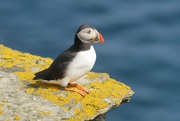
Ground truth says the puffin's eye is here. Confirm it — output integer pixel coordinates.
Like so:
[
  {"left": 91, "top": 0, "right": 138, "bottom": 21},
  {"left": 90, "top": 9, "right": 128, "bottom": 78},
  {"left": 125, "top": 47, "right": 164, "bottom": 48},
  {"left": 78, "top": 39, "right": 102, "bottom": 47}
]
[{"left": 87, "top": 30, "right": 91, "bottom": 34}]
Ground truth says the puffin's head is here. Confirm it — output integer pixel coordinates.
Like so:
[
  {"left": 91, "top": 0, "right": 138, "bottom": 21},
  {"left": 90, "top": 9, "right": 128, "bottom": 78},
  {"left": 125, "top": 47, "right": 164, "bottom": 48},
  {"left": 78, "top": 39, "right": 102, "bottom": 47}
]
[{"left": 76, "top": 24, "right": 104, "bottom": 44}]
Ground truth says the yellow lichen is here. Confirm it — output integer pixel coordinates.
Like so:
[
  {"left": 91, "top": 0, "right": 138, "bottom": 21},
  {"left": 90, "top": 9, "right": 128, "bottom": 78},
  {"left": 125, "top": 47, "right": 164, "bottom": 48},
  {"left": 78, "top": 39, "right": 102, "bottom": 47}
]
[
  {"left": 1, "top": 100, "right": 8, "bottom": 103},
  {"left": 114, "top": 99, "right": 122, "bottom": 105},
  {"left": 25, "top": 88, "right": 35, "bottom": 94},
  {"left": 73, "top": 108, "right": 81, "bottom": 114},
  {"left": 0, "top": 104, "right": 3, "bottom": 115},
  {"left": 14, "top": 115, "right": 21, "bottom": 120},
  {"left": 37, "top": 110, "right": 51, "bottom": 115},
  {"left": 0, "top": 111, "right": 3, "bottom": 115},
  {"left": 62, "top": 107, "right": 69, "bottom": 112},
  {"left": 0, "top": 44, "right": 52, "bottom": 70},
  {"left": 14, "top": 72, "right": 34, "bottom": 81}
]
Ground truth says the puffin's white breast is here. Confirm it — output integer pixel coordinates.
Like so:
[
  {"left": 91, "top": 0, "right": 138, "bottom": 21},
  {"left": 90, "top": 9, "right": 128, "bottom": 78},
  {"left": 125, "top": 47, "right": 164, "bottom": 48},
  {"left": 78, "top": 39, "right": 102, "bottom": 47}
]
[{"left": 65, "top": 46, "right": 96, "bottom": 82}]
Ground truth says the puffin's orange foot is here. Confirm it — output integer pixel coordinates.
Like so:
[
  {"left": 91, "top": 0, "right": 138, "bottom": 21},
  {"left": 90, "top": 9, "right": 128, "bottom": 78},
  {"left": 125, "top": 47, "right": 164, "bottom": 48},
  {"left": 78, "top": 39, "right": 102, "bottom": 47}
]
[
  {"left": 64, "top": 83, "right": 89, "bottom": 96},
  {"left": 68, "top": 83, "right": 89, "bottom": 94},
  {"left": 64, "top": 87, "right": 87, "bottom": 97}
]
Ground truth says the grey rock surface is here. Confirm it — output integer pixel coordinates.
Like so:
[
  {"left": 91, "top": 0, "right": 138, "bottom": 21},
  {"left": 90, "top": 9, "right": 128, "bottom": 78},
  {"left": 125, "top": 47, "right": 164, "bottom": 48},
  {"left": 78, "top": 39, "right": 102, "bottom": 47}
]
[{"left": 0, "top": 71, "right": 77, "bottom": 121}]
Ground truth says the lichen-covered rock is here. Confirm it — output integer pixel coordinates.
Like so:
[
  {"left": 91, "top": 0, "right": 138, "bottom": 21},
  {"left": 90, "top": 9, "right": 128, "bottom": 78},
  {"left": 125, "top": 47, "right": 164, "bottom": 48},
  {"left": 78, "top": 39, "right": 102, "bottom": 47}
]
[
  {"left": 0, "top": 44, "right": 134, "bottom": 121},
  {"left": 0, "top": 71, "right": 79, "bottom": 121}
]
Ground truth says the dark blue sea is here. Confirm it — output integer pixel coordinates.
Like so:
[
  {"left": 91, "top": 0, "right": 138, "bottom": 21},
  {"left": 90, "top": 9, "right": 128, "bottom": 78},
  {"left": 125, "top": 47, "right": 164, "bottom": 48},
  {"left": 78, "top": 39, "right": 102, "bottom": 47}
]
[{"left": 1, "top": 0, "right": 180, "bottom": 121}]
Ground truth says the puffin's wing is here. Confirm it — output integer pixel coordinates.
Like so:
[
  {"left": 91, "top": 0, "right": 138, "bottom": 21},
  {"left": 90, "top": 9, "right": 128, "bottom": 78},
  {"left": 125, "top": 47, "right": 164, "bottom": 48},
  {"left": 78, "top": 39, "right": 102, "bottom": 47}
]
[
  {"left": 34, "top": 45, "right": 77, "bottom": 80},
  {"left": 33, "top": 68, "right": 54, "bottom": 80},
  {"left": 49, "top": 47, "right": 77, "bottom": 79}
]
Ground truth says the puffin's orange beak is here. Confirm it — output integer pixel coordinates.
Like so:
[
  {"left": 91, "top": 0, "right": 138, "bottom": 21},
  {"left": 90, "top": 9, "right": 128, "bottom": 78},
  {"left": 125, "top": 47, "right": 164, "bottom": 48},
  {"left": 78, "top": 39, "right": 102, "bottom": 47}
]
[
  {"left": 98, "top": 32, "right": 104, "bottom": 43},
  {"left": 92, "top": 31, "right": 104, "bottom": 43}
]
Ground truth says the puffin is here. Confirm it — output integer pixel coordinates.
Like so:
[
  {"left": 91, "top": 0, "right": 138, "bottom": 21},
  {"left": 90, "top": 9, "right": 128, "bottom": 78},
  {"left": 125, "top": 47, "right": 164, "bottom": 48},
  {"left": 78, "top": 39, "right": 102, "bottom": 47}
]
[{"left": 33, "top": 24, "right": 104, "bottom": 96}]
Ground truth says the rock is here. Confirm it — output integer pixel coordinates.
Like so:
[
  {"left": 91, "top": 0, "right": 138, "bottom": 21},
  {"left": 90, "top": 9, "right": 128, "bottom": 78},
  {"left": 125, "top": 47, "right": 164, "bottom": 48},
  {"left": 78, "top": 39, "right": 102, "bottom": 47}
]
[
  {"left": 31, "top": 66, "right": 40, "bottom": 72},
  {"left": 0, "top": 71, "right": 76, "bottom": 121},
  {"left": 0, "top": 44, "right": 134, "bottom": 121}
]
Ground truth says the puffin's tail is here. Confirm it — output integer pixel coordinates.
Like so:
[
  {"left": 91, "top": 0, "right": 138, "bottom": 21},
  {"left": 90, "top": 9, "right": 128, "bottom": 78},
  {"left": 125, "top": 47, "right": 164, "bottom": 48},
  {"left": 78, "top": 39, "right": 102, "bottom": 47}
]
[{"left": 33, "top": 69, "right": 53, "bottom": 80}]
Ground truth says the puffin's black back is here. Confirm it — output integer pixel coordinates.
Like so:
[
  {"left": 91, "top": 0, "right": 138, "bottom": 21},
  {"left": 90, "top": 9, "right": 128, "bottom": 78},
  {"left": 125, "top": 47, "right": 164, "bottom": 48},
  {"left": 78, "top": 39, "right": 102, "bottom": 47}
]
[
  {"left": 34, "top": 45, "right": 78, "bottom": 80},
  {"left": 33, "top": 24, "right": 93, "bottom": 80}
]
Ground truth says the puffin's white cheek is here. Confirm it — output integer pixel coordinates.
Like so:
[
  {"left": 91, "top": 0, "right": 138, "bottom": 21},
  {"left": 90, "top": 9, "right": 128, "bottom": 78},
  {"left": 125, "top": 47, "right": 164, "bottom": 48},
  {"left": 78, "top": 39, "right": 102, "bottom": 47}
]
[
  {"left": 84, "top": 34, "right": 92, "bottom": 40},
  {"left": 78, "top": 33, "right": 91, "bottom": 41}
]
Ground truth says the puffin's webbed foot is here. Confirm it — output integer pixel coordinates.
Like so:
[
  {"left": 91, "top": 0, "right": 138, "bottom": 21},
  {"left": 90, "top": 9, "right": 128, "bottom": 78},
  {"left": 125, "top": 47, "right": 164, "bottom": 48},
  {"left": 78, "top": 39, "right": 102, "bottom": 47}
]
[{"left": 64, "top": 83, "right": 89, "bottom": 96}]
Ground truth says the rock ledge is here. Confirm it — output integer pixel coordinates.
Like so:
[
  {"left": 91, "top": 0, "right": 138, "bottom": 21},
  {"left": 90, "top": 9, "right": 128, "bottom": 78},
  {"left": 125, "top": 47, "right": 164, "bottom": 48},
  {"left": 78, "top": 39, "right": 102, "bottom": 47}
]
[{"left": 0, "top": 44, "right": 134, "bottom": 121}]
